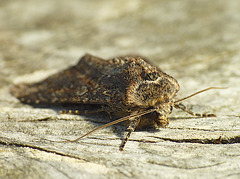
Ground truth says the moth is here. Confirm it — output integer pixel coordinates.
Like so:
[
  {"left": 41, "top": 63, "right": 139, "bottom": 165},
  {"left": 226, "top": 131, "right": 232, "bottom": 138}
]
[{"left": 10, "top": 54, "right": 222, "bottom": 150}]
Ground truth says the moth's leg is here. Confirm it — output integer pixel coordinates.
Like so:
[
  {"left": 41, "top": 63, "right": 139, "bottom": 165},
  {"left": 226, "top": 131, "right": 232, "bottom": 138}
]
[
  {"left": 120, "top": 117, "right": 141, "bottom": 151},
  {"left": 174, "top": 102, "right": 216, "bottom": 117},
  {"left": 60, "top": 108, "right": 105, "bottom": 115},
  {"left": 60, "top": 107, "right": 114, "bottom": 119}
]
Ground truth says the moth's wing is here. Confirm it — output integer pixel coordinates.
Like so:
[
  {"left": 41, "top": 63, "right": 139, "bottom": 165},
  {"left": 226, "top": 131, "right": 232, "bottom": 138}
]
[
  {"left": 11, "top": 54, "right": 177, "bottom": 117},
  {"left": 10, "top": 54, "right": 123, "bottom": 105}
]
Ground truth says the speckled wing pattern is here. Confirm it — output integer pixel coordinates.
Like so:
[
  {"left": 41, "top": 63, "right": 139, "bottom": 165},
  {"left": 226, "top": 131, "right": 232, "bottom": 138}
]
[
  {"left": 11, "top": 54, "right": 178, "bottom": 115},
  {"left": 11, "top": 55, "right": 121, "bottom": 105}
]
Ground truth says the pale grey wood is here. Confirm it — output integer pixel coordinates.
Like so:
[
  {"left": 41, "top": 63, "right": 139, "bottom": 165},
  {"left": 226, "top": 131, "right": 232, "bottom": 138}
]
[{"left": 0, "top": 0, "right": 240, "bottom": 179}]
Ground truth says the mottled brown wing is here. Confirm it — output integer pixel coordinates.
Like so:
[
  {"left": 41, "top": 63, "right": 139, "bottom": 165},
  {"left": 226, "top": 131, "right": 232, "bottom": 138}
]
[
  {"left": 11, "top": 54, "right": 126, "bottom": 106},
  {"left": 11, "top": 53, "right": 172, "bottom": 115}
]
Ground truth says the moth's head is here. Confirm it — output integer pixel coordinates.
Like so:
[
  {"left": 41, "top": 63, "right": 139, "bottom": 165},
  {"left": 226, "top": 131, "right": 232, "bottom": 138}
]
[
  {"left": 126, "top": 77, "right": 180, "bottom": 107},
  {"left": 139, "top": 106, "right": 172, "bottom": 128}
]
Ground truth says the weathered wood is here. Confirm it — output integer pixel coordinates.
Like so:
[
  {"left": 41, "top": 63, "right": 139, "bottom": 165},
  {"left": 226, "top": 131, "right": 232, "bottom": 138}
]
[{"left": 0, "top": 0, "right": 240, "bottom": 178}]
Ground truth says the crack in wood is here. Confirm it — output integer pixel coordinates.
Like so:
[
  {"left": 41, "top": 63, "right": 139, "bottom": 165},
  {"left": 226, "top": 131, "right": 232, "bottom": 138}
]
[
  {"left": 151, "top": 135, "right": 240, "bottom": 144},
  {"left": 0, "top": 138, "right": 88, "bottom": 162}
]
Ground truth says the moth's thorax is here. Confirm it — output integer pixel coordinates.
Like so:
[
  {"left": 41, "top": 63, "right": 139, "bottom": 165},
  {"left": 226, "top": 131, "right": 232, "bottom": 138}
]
[{"left": 126, "top": 76, "right": 179, "bottom": 108}]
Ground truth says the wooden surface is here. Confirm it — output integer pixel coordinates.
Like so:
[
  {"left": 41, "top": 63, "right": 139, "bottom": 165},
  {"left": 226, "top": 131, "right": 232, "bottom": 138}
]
[{"left": 0, "top": 0, "right": 240, "bottom": 178}]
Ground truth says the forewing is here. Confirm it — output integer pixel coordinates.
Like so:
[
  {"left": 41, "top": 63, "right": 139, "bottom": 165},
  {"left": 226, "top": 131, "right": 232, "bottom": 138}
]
[
  {"left": 11, "top": 54, "right": 178, "bottom": 116},
  {"left": 11, "top": 54, "right": 121, "bottom": 105}
]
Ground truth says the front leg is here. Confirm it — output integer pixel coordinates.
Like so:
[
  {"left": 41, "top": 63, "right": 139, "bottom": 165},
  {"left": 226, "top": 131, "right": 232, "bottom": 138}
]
[
  {"left": 174, "top": 102, "right": 216, "bottom": 117},
  {"left": 120, "top": 117, "right": 141, "bottom": 151}
]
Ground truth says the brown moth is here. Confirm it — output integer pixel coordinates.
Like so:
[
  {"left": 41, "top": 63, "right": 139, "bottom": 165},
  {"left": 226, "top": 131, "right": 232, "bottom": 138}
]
[{"left": 10, "top": 54, "right": 222, "bottom": 150}]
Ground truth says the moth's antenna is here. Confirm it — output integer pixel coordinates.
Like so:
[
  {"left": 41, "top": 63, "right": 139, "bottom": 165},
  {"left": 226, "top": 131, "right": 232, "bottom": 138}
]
[
  {"left": 65, "top": 108, "right": 156, "bottom": 142},
  {"left": 175, "top": 87, "right": 227, "bottom": 104}
]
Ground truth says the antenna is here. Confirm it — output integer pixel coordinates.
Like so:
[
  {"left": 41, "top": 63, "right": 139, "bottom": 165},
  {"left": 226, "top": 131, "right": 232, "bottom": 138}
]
[
  {"left": 65, "top": 108, "right": 156, "bottom": 142},
  {"left": 175, "top": 87, "right": 227, "bottom": 104}
]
